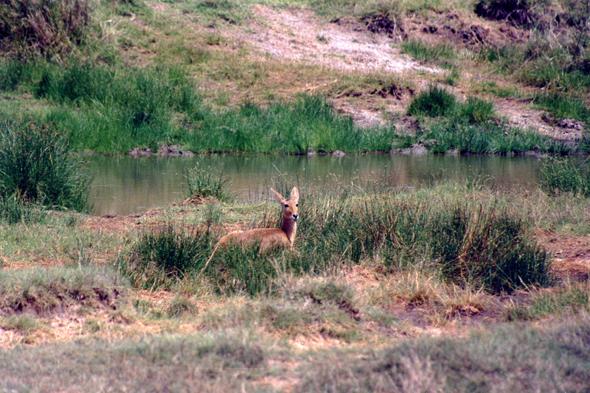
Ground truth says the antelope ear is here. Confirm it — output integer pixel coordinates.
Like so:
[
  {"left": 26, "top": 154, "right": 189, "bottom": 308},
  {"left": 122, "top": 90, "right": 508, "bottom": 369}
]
[
  {"left": 270, "top": 188, "right": 285, "bottom": 204},
  {"left": 290, "top": 187, "right": 299, "bottom": 203}
]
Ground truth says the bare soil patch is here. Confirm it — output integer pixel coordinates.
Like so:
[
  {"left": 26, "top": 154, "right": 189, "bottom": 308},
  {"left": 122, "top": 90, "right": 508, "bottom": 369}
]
[
  {"left": 245, "top": 6, "right": 439, "bottom": 76},
  {"left": 538, "top": 231, "right": 590, "bottom": 282}
]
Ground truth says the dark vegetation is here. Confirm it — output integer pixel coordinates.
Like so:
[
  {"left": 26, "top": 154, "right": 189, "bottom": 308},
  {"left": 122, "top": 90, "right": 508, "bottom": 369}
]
[
  {"left": 0, "top": 0, "right": 92, "bottom": 58},
  {"left": 0, "top": 120, "right": 90, "bottom": 211},
  {"left": 123, "top": 190, "right": 551, "bottom": 295}
]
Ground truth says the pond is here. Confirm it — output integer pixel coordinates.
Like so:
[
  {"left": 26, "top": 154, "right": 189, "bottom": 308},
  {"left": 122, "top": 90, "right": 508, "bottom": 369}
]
[{"left": 88, "top": 154, "right": 543, "bottom": 216}]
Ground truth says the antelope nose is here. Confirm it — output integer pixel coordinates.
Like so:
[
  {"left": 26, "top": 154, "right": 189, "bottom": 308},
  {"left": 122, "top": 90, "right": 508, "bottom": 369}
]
[{"left": 293, "top": 214, "right": 298, "bottom": 221}]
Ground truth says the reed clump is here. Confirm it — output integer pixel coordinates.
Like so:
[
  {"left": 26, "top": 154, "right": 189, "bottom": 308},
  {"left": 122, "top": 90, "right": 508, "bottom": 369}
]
[
  {"left": 123, "top": 226, "right": 215, "bottom": 290},
  {"left": 0, "top": 120, "right": 90, "bottom": 212},
  {"left": 186, "top": 164, "right": 232, "bottom": 202}
]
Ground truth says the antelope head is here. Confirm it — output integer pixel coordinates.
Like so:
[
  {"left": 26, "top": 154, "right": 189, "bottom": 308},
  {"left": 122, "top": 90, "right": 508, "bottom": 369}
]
[{"left": 271, "top": 187, "right": 299, "bottom": 223}]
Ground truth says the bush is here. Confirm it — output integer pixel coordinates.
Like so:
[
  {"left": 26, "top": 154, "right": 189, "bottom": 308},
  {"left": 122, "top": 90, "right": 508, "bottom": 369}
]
[
  {"left": 407, "top": 86, "right": 457, "bottom": 118},
  {"left": 540, "top": 157, "right": 590, "bottom": 196},
  {"left": 0, "top": 0, "right": 91, "bottom": 58},
  {"left": 431, "top": 206, "right": 551, "bottom": 293},
  {"left": 0, "top": 120, "right": 91, "bottom": 211}
]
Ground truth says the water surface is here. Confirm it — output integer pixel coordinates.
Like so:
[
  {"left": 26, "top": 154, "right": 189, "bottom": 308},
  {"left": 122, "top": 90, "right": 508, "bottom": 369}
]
[{"left": 88, "top": 155, "right": 543, "bottom": 216}]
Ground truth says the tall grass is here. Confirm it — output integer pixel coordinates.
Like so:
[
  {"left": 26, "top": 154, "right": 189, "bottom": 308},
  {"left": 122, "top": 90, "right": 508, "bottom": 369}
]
[
  {"left": 123, "top": 226, "right": 215, "bottom": 290},
  {"left": 187, "top": 95, "right": 397, "bottom": 154},
  {"left": 39, "top": 63, "right": 201, "bottom": 152},
  {"left": 540, "top": 157, "right": 590, "bottom": 196},
  {"left": 124, "top": 186, "right": 551, "bottom": 295},
  {"left": 0, "top": 120, "right": 91, "bottom": 211},
  {"left": 0, "top": 196, "right": 46, "bottom": 225},
  {"left": 0, "top": 0, "right": 91, "bottom": 58}
]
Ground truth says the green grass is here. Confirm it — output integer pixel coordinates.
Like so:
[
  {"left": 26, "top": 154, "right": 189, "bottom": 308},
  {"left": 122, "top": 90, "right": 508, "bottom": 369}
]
[
  {"left": 0, "top": 196, "right": 46, "bottom": 225},
  {"left": 407, "top": 86, "right": 458, "bottom": 118},
  {"left": 0, "top": 120, "right": 91, "bottom": 211},
  {"left": 122, "top": 225, "right": 216, "bottom": 290},
  {"left": 533, "top": 93, "right": 590, "bottom": 124},
  {"left": 540, "top": 157, "right": 590, "bottom": 196},
  {"left": 186, "top": 163, "right": 233, "bottom": 202},
  {"left": 402, "top": 39, "right": 457, "bottom": 64},
  {"left": 504, "top": 284, "right": 590, "bottom": 321}
]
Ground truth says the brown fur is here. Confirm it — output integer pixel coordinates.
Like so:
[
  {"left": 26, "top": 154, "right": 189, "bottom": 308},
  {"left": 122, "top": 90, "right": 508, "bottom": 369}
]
[{"left": 217, "top": 187, "right": 299, "bottom": 252}]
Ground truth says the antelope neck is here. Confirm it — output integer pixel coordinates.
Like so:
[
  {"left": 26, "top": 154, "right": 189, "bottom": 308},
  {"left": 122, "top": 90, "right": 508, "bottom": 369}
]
[{"left": 281, "top": 217, "right": 297, "bottom": 245}]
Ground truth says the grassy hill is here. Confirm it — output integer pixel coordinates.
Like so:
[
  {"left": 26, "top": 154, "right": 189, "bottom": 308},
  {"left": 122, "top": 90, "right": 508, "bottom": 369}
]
[{"left": 0, "top": 0, "right": 588, "bottom": 154}]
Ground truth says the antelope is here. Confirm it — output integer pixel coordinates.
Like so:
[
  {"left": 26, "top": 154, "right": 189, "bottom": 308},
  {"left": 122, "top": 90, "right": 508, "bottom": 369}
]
[{"left": 202, "top": 187, "right": 299, "bottom": 271}]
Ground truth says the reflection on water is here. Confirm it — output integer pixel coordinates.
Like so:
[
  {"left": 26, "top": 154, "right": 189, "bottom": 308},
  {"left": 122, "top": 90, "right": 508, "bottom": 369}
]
[{"left": 88, "top": 154, "right": 543, "bottom": 216}]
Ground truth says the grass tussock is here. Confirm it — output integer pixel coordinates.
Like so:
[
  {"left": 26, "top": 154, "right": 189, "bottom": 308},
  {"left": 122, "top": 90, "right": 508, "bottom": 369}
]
[
  {"left": 541, "top": 157, "right": 590, "bottom": 196},
  {"left": 123, "top": 226, "right": 215, "bottom": 290},
  {"left": 0, "top": 120, "right": 90, "bottom": 211},
  {"left": 186, "top": 164, "right": 232, "bottom": 202},
  {"left": 0, "top": 266, "right": 126, "bottom": 315}
]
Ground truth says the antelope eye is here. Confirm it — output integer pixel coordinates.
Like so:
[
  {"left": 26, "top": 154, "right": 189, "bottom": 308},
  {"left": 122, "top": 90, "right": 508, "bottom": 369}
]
[
  {"left": 296, "top": 204, "right": 299, "bottom": 207},
  {"left": 284, "top": 204, "right": 288, "bottom": 207}
]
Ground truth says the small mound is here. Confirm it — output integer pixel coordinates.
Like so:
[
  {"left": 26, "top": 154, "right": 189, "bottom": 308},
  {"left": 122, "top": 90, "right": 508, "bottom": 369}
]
[{"left": 0, "top": 267, "right": 126, "bottom": 316}]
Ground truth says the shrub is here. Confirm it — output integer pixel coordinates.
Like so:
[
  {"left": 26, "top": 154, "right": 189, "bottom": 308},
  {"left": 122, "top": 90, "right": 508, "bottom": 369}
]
[
  {"left": 0, "top": 0, "right": 91, "bottom": 58},
  {"left": 0, "top": 120, "right": 91, "bottom": 211},
  {"left": 407, "top": 86, "right": 457, "bottom": 118},
  {"left": 540, "top": 157, "right": 590, "bottom": 196},
  {"left": 430, "top": 206, "right": 551, "bottom": 293}
]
